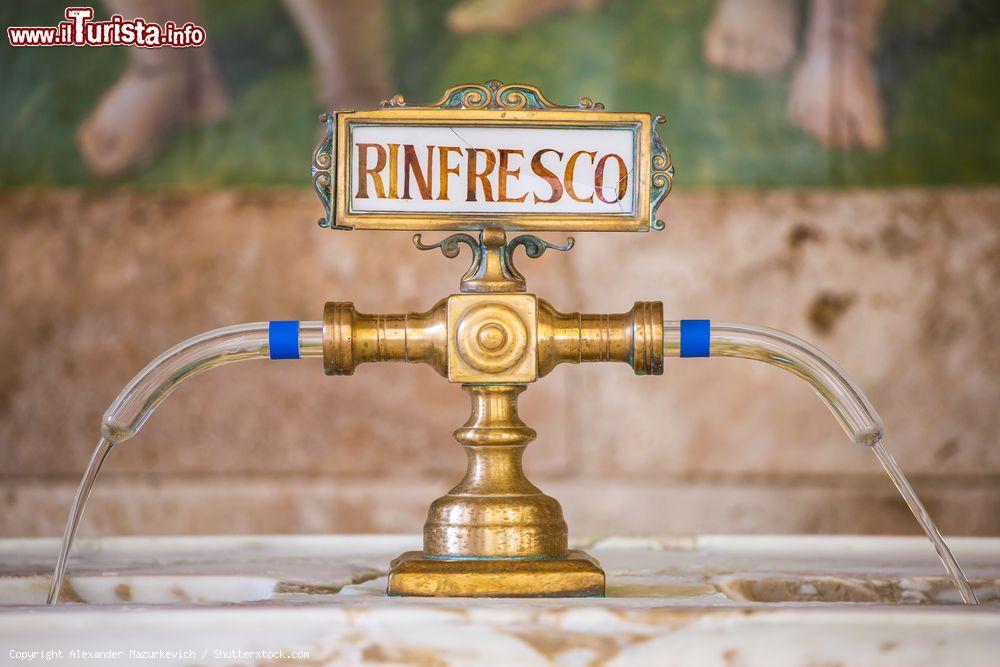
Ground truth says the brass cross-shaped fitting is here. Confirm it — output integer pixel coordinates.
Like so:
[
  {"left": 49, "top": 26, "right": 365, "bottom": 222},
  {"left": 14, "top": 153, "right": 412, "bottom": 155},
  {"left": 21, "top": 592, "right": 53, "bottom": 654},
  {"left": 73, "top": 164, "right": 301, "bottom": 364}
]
[{"left": 322, "top": 296, "right": 662, "bottom": 381}]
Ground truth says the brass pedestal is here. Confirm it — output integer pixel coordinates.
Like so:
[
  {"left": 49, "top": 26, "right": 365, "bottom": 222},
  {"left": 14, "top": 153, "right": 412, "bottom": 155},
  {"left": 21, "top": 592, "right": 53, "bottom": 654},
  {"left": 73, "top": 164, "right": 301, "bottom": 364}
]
[
  {"left": 322, "top": 231, "right": 663, "bottom": 598},
  {"left": 387, "top": 384, "right": 606, "bottom": 597}
]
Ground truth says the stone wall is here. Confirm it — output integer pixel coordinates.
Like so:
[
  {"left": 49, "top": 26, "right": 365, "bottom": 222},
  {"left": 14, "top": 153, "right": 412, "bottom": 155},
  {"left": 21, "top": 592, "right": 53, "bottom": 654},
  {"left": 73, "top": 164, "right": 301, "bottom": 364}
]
[{"left": 1, "top": 187, "right": 997, "bottom": 538}]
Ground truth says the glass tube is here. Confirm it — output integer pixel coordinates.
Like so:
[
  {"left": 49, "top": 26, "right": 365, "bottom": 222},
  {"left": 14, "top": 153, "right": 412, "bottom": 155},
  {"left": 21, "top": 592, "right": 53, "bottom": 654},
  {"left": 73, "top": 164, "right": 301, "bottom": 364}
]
[
  {"left": 664, "top": 321, "right": 883, "bottom": 446},
  {"left": 48, "top": 322, "right": 322, "bottom": 603},
  {"left": 102, "top": 322, "right": 322, "bottom": 444},
  {"left": 665, "top": 321, "right": 977, "bottom": 604}
]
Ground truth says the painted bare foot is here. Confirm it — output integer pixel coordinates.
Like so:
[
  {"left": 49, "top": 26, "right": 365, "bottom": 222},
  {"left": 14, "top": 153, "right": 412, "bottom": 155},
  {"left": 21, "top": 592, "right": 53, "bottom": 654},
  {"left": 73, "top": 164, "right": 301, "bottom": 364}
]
[
  {"left": 284, "top": 0, "right": 390, "bottom": 115},
  {"left": 446, "top": 0, "right": 604, "bottom": 35},
  {"left": 787, "top": 41, "right": 886, "bottom": 150},
  {"left": 703, "top": 0, "right": 798, "bottom": 76},
  {"left": 76, "top": 56, "right": 228, "bottom": 178}
]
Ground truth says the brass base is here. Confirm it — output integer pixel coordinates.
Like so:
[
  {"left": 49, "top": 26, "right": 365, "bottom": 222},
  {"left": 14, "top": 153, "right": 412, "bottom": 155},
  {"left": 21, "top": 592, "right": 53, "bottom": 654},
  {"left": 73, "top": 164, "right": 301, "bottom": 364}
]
[{"left": 387, "top": 550, "right": 605, "bottom": 598}]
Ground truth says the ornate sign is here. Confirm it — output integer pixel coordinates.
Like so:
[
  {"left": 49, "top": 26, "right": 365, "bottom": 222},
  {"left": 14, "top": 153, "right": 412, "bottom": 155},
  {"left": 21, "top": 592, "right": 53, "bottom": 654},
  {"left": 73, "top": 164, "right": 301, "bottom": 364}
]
[{"left": 312, "top": 80, "right": 672, "bottom": 232}]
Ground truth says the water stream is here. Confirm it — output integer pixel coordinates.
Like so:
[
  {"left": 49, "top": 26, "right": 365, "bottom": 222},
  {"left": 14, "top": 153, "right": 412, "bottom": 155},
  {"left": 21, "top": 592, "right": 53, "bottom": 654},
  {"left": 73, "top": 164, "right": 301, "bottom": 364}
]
[
  {"left": 872, "top": 439, "right": 978, "bottom": 604},
  {"left": 46, "top": 438, "right": 112, "bottom": 604}
]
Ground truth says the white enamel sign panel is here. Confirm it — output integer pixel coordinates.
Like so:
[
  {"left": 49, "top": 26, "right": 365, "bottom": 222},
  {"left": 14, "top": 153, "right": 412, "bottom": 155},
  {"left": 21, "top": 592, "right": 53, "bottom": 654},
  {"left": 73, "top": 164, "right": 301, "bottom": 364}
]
[{"left": 347, "top": 124, "right": 637, "bottom": 216}]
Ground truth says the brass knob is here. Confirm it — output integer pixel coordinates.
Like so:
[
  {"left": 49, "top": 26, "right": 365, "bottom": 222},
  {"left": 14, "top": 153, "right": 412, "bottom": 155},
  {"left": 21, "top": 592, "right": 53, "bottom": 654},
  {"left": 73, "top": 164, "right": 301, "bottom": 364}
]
[
  {"left": 477, "top": 323, "right": 507, "bottom": 351},
  {"left": 455, "top": 302, "right": 528, "bottom": 374}
]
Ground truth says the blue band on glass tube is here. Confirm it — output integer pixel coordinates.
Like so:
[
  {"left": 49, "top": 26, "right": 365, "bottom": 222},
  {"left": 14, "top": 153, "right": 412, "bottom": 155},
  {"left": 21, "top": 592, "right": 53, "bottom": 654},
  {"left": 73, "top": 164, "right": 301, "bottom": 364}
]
[
  {"left": 680, "top": 319, "right": 710, "bottom": 358},
  {"left": 269, "top": 321, "right": 300, "bottom": 360}
]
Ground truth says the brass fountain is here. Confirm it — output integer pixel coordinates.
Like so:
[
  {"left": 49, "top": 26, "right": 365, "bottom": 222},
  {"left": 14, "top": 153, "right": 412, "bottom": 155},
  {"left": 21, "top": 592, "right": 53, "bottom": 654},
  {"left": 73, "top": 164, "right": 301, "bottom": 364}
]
[
  {"left": 311, "top": 80, "right": 672, "bottom": 597},
  {"left": 45, "top": 81, "right": 979, "bottom": 608}
]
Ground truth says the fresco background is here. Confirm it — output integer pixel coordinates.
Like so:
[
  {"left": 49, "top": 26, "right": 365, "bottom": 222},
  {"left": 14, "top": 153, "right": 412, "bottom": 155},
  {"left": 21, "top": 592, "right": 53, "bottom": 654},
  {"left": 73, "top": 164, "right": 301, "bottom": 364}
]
[
  {"left": 1, "top": 0, "right": 998, "bottom": 540},
  {"left": 3, "top": 0, "right": 999, "bottom": 187}
]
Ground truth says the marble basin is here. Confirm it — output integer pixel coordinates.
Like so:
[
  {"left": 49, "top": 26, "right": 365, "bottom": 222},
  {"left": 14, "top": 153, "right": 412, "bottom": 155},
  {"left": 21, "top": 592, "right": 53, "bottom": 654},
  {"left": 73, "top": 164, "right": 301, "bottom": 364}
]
[{"left": 1, "top": 534, "right": 998, "bottom": 666}]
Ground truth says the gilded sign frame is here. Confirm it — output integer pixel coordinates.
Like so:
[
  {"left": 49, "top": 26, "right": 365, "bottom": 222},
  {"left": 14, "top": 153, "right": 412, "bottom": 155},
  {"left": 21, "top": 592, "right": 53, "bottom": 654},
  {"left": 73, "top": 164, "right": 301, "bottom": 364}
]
[{"left": 312, "top": 80, "right": 673, "bottom": 233}]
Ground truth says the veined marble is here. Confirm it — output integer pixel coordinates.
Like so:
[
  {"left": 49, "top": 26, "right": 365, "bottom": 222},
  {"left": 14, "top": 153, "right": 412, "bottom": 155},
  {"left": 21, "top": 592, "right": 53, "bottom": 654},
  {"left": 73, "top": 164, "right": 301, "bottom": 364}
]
[{"left": 0, "top": 535, "right": 998, "bottom": 666}]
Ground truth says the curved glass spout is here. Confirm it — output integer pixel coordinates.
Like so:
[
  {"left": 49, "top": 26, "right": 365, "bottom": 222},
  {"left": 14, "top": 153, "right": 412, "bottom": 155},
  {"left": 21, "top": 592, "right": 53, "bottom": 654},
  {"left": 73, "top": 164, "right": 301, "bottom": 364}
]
[
  {"left": 664, "top": 321, "right": 883, "bottom": 446},
  {"left": 48, "top": 321, "right": 322, "bottom": 604},
  {"left": 102, "top": 321, "right": 322, "bottom": 444},
  {"left": 664, "top": 320, "right": 978, "bottom": 605}
]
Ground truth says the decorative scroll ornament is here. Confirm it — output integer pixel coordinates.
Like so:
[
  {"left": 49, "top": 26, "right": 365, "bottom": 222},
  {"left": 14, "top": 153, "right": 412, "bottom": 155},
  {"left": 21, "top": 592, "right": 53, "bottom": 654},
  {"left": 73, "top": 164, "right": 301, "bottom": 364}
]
[
  {"left": 381, "top": 79, "right": 605, "bottom": 112},
  {"left": 649, "top": 115, "right": 674, "bottom": 230},
  {"left": 413, "top": 230, "right": 574, "bottom": 293},
  {"left": 312, "top": 112, "right": 342, "bottom": 229},
  {"left": 412, "top": 232, "right": 480, "bottom": 260},
  {"left": 504, "top": 235, "right": 575, "bottom": 284}
]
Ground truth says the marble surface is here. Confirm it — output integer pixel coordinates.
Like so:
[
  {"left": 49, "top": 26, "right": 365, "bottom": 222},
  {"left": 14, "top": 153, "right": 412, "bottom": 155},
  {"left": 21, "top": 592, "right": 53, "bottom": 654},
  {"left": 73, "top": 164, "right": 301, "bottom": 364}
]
[{"left": 0, "top": 534, "right": 998, "bottom": 666}]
